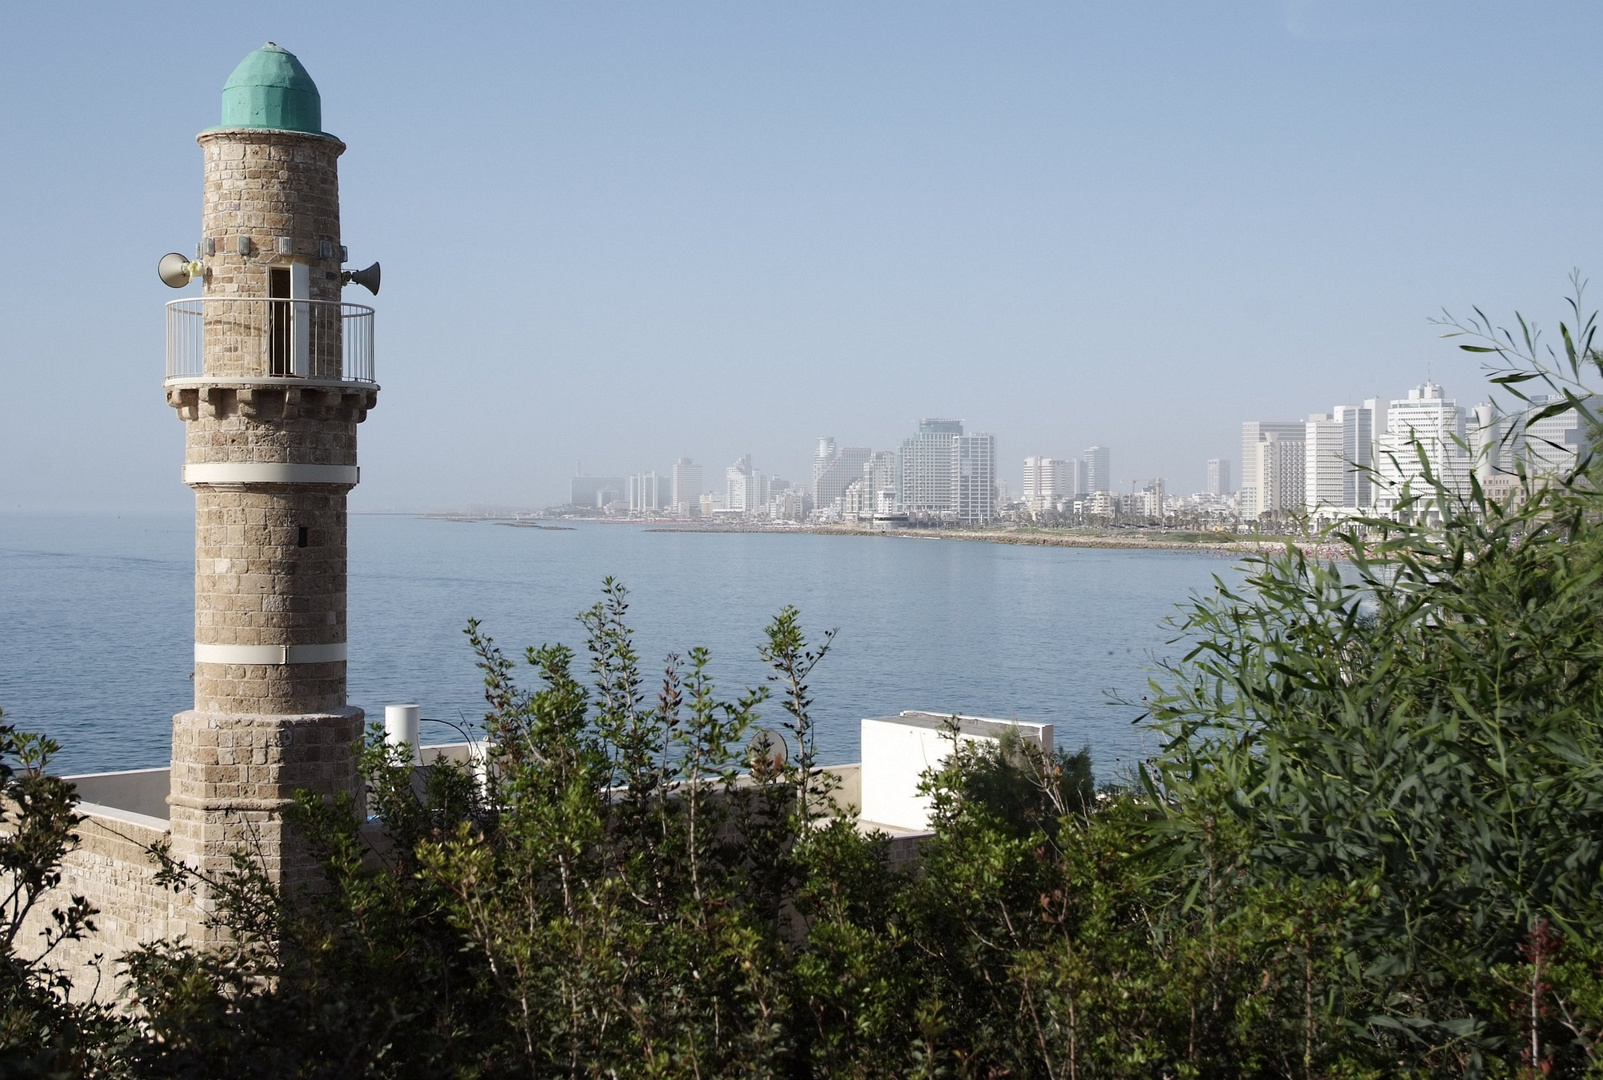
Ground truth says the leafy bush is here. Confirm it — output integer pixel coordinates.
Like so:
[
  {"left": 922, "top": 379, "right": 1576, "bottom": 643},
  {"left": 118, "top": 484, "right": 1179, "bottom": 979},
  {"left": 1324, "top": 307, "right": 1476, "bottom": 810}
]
[{"left": 17, "top": 293, "right": 1603, "bottom": 1077}]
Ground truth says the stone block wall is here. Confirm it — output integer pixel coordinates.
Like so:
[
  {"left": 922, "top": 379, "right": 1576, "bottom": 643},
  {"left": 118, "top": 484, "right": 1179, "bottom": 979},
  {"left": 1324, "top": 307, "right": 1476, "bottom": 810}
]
[
  {"left": 163, "top": 123, "right": 371, "bottom": 893},
  {"left": 197, "top": 129, "right": 345, "bottom": 380},
  {"left": 193, "top": 486, "right": 349, "bottom": 714},
  {"left": 200, "top": 130, "right": 344, "bottom": 297},
  {"left": 169, "top": 708, "right": 364, "bottom": 883},
  {"left": 17, "top": 810, "right": 194, "bottom": 1002}
]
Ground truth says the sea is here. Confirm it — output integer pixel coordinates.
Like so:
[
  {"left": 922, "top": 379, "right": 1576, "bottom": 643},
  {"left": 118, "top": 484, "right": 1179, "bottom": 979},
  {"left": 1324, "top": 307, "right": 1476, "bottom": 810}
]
[{"left": 0, "top": 513, "right": 1247, "bottom": 783}]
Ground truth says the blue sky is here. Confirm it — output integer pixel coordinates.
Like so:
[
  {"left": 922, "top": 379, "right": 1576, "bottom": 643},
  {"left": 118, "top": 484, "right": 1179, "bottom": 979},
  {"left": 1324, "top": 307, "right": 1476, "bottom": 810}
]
[{"left": 3, "top": 1, "right": 1600, "bottom": 510}]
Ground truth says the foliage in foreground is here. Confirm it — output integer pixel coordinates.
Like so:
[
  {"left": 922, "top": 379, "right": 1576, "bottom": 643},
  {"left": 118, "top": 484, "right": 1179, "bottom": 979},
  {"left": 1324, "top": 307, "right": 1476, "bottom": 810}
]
[
  {"left": 0, "top": 714, "right": 129, "bottom": 1078},
  {"left": 87, "top": 482, "right": 1603, "bottom": 1077},
  {"left": 7, "top": 297, "right": 1603, "bottom": 1074}
]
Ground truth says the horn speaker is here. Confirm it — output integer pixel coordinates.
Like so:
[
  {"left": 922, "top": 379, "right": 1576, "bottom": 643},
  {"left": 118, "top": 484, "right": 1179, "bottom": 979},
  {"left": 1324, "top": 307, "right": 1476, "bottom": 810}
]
[
  {"left": 342, "top": 261, "right": 381, "bottom": 296},
  {"left": 158, "top": 252, "right": 201, "bottom": 288}
]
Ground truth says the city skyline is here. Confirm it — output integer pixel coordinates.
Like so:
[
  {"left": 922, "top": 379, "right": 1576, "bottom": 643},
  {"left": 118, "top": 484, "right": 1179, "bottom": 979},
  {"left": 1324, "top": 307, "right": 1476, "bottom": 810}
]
[
  {"left": 563, "top": 364, "right": 1586, "bottom": 528},
  {"left": 5, "top": 4, "right": 1602, "bottom": 513}
]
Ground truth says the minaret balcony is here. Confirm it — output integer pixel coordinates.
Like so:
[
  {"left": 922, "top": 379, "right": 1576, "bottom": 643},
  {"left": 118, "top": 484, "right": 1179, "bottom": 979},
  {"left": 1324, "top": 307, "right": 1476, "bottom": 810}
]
[{"left": 164, "top": 297, "right": 376, "bottom": 388}]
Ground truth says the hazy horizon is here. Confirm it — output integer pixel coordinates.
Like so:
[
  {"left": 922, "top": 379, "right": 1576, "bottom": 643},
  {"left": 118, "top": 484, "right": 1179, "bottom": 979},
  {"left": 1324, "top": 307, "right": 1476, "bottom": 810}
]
[{"left": 4, "top": 2, "right": 1600, "bottom": 512}]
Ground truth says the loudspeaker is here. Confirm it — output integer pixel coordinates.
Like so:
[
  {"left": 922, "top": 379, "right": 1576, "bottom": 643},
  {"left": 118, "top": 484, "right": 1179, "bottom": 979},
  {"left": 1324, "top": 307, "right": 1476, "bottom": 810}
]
[
  {"left": 343, "top": 261, "right": 381, "bottom": 296},
  {"left": 158, "top": 252, "right": 199, "bottom": 289}
]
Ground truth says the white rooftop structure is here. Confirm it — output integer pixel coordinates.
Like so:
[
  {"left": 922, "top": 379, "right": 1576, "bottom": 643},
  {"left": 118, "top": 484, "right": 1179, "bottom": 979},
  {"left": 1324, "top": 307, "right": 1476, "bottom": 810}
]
[{"left": 858, "top": 711, "right": 1053, "bottom": 833}]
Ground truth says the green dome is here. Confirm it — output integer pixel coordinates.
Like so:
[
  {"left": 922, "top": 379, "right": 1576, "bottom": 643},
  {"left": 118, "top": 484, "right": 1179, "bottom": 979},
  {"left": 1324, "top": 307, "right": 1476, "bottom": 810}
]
[{"left": 219, "top": 43, "right": 322, "bottom": 134}]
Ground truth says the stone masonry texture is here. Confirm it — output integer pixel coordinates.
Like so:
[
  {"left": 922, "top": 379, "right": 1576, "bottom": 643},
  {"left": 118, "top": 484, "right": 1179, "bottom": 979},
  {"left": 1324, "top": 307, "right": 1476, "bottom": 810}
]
[
  {"left": 14, "top": 111, "right": 382, "bottom": 1006},
  {"left": 168, "top": 125, "right": 376, "bottom": 897}
]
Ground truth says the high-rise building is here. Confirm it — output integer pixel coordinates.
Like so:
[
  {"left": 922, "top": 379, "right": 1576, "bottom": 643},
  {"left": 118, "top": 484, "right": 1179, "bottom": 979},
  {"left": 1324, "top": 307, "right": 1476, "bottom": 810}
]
[
  {"left": 1258, "top": 432, "right": 1305, "bottom": 519},
  {"left": 1279, "top": 400, "right": 1385, "bottom": 517},
  {"left": 725, "top": 454, "right": 768, "bottom": 515},
  {"left": 571, "top": 474, "right": 625, "bottom": 508},
  {"left": 726, "top": 454, "right": 751, "bottom": 512},
  {"left": 629, "top": 472, "right": 665, "bottom": 513},
  {"left": 953, "top": 433, "right": 997, "bottom": 524},
  {"left": 1023, "top": 457, "right": 1074, "bottom": 510},
  {"left": 1241, "top": 421, "right": 1305, "bottom": 520},
  {"left": 813, "top": 445, "right": 873, "bottom": 515},
  {"left": 1071, "top": 458, "right": 1089, "bottom": 498},
  {"left": 898, "top": 419, "right": 966, "bottom": 517},
  {"left": 671, "top": 457, "right": 703, "bottom": 517},
  {"left": 1519, "top": 394, "right": 1592, "bottom": 476},
  {"left": 813, "top": 437, "right": 837, "bottom": 485},
  {"left": 1470, "top": 402, "right": 1502, "bottom": 483},
  {"left": 854, "top": 451, "right": 898, "bottom": 519},
  {"left": 1332, "top": 401, "right": 1380, "bottom": 508},
  {"left": 1304, "top": 413, "right": 1346, "bottom": 515},
  {"left": 1472, "top": 394, "right": 1595, "bottom": 483},
  {"left": 1375, "top": 382, "right": 1468, "bottom": 518},
  {"left": 896, "top": 419, "right": 995, "bottom": 522},
  {"left": 1206, "top": 458, "right": 1231, "bottom": 496},
  {"left": 1023, "top": 457, "right": 1044, "bottom": 503},
  {"left": 1083, "top": 446, "right": 1111, "bottom": 495}
]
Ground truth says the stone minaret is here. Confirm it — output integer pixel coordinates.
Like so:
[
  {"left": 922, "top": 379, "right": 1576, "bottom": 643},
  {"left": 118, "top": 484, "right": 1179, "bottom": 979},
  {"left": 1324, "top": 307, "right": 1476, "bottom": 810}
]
[{"left": 163, "top": 43, "right": 378, "bottom": 887}]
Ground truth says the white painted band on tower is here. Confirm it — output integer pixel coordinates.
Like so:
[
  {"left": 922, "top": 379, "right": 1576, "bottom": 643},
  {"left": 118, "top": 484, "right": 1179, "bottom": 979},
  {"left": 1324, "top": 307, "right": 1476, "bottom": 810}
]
[
  {"left": 182, "top": 463, "right": 360, "bottom": 485},
  {"left": 194, "top": 642, "right": 348, "bottom": 666},
  {"left": 384, "top": 704, "right": 422, "bottom": 765}
]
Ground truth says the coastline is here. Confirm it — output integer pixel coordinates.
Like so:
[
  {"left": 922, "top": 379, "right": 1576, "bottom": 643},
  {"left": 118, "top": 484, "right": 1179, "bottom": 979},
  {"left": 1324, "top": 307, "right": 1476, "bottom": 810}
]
[
  {"left": 645, "top": 523, "right": 1345, "bottom": 559},
  {"left": 415, "top": 514, "right": 1348, "bottom": 560}
]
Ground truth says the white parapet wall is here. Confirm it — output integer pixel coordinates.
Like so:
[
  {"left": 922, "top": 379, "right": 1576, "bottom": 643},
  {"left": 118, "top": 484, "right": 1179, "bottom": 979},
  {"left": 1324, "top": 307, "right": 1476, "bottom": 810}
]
[{"left": 859, "top": 711, "right": 1054, "bottom": 833}]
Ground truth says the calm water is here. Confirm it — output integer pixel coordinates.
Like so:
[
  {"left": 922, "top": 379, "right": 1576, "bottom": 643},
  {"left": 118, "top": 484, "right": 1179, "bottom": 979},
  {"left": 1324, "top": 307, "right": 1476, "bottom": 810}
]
[{"left": 0, "top": 513, "right": 1244, "bottom": 780}]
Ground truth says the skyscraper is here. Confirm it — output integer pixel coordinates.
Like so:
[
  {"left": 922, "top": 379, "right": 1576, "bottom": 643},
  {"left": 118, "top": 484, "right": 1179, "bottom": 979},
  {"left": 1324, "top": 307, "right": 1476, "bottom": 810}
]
[
  {"left": 572, "top": 474, "right": 625, "bottom": 508},
  {"left": 953, "top": 433, "right": 997, "bottom": 524},
  {"left": 671, "top": 457, "right": 703, "bottom": 517},
  {"left": 726, "top": 454, "right": 760, "bottom": 514},
  {"left": 1471, "top": 394, "right": 1595, "bottom": 483},
  {"left": 1470, "top": 402, "right": 1502, "bottom": 483},
  {"left": 1071, "top": 458, "right": 1089, "bottom": 498},
  {"left": 1258, "top": 432, "right": 1305, "bottom": 519},
  {"left": 813, "top": 437, "right": 837, "bottom": 486},
  {"left": 1518, "top": 394, "right": 1592, "bottom": 476},
  {"left": 1241, "top": 421, "right": 1305, "bottom": 520},
  {"left": 1304, "top": 413, "right": 1346, "bottom": 515},
  {"left": 1375, "top": 382, "right": 1468, "bottom": 518},
  {"left": 628, "top": 472, "right": 665, "bottom": 513},
  {"left": 896, "top": 419, "right": 995, "bottom": 522},
  {"left": 1206, "top": 458, "right": 1231, "bottom": 496},
  {"left": 1023, "top": 456, "right": 1074, "bottom": 510},
  {"left": 813, "top": 445, "right": 873, "bottom": 515},
  {"left": 899, "top": 419, "right": 966, "bottom": 517},
  {"left": 865, "top": 451, "right": 898, "bottom": 518},
  {"left": 1332, "top": 401, "right": 1380, "bottom": 508},
  {"left": 1083, "top": 446, "right": 1111, "bottom": 495}
]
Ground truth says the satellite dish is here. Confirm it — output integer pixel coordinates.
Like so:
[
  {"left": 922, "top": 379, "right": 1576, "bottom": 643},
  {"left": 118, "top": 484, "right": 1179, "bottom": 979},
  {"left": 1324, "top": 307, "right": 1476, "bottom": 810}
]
[
  {"left": 158, "top": 252, "right": 198, "bottom": 289},
  {"left": 342, "top": 261, "right": 380, "bottom": 296},
  {"left": 746, "top": 727, "right": 788, "bottom": 772}
]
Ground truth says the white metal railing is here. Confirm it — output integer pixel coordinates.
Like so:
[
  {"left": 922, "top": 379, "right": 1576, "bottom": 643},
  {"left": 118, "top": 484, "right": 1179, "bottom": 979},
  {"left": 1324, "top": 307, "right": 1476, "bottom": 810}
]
[{"left": 165, "top": 297, "right": 376, "bottom": 384}]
